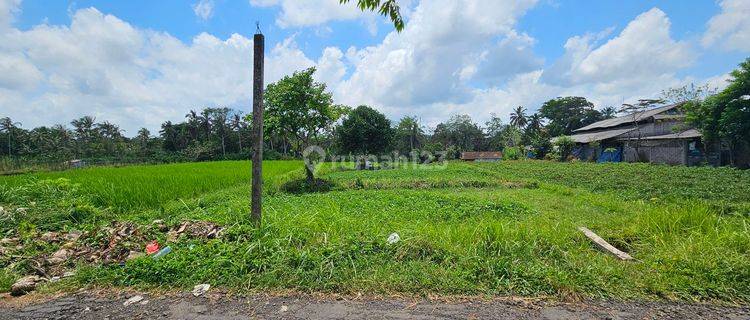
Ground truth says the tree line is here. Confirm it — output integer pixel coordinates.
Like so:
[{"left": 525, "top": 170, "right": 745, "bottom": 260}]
[
  {"left": 2, "top": 57, "right": 748, "bottom": 171},
  {"left": 0, "top": 71, "right": 614, "bottom": 167}
]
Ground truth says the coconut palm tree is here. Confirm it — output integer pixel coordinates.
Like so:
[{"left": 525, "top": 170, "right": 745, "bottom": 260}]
[
  {"left": 509, "top": 106, "right": 528, "bottom": 128},
  {"left": 0, "top": 117, "right": 21, "bottom": 156},
  {"left": 526, "top": 113, "right": 543, "bottom": 132}
]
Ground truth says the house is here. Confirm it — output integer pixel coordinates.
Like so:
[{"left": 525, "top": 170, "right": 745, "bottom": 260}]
[
  {"left": 552, "top": 103, "right": 719, "bottom": 166},
  {"left": 461, "top": 151, "right": 503, "bottom": 162}
]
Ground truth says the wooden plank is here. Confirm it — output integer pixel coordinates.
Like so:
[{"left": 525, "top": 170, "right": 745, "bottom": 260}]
[{"left": 578, "top": 227, "right": 633, "bottom": 261}]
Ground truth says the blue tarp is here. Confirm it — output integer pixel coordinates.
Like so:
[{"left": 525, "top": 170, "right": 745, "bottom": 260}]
[{"left": 598, "top": 148, "right": 622, "bottom": 163}]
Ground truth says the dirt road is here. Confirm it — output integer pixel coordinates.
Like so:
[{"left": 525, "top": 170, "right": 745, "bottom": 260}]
[{"left": 1, "top": 291, "right": 748, "bottom": 320}]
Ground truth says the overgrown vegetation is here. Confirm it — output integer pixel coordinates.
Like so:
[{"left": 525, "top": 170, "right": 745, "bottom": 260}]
[{"left": 1, "top": 160, "right": 748, "bottom": 301}]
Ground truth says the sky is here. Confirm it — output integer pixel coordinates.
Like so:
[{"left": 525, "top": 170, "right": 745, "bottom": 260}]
[{"left": 1, "top": 0, "right": 749, "bottom": 136}]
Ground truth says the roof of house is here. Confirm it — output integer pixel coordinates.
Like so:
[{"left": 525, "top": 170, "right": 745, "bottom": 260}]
[
  {"left": 461, "top": 151, "right": 503, "bottom": 160},
  {"left": 574, "top": 103, "right": 683, "bottom": 132},
  {"left": 619, "top": 128, "right": 702, "bottom": 141},
  {"left": 553, "top": 127, "right": 636, "bottom": 144}
]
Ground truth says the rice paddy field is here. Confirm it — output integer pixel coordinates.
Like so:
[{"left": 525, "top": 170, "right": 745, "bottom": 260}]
[{"left": 1, "top": 160, "right": 749, "bottom": 302}]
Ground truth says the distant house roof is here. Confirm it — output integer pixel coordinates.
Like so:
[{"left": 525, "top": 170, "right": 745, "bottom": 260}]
[
  {"left": 574, "top": 103, "right": 683, "bottom": 132},
  {"left": 461, "top": 151, "right": 503, "bottom": 160},
  {"left": 619, "top": 128, "right": 702, "bottom": 141},
  {"left": 553, "top": 127, "right": 636, "bottom": 144}
]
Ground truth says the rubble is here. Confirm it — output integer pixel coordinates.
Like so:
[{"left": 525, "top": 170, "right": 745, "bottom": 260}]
[
  {"left": 46, "top": 248, "right": 72, "bottom": 265},
  {"left": 167, "top": 221, "right": 223, "bottom": 242},
  {"left": 152, "top": 220, "right": 168, "bottom": 232},
  {"left": 4, "top": 219, "right": 225, "bottom": 297},
  {"left": 192, "top": 284, "right": 210, "bottom": 297},
  {"left": 65, "top": 230, "right": 83, "bottom": 242},
  {"left": 123, "top": 295, "right": 144, "bottom": 306},
  {"left": 11, "top": 276, "right": 43, "bottom": 296},
  {"left": 126, "top": 250, "right": 144, "bottom": 261},
  {"left": 41, "top": 232, "right": 61, "bottom": 243}
]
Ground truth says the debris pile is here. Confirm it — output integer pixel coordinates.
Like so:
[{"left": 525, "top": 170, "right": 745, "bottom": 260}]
[
  {"left": 167, "top": 221, "right": 223, "bottom": 242},
  {"left": 1, "top": 219, "right": 224, "bottom": 296}
]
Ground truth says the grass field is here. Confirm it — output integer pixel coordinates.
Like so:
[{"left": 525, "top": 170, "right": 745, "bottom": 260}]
[
  {"left": 0, "top": 161, "right": 301, "bottom": 211},
  {"left": 1, "top": 160, "right": 749, "bottom": 302}
]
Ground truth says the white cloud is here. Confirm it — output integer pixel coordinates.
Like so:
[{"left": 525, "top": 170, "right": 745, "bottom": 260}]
[
  {"left": 192, "top": 0, "right": 215, "bottom": 21},
  {"left": 0, "top": 0, "right": 20, "bottom": 28},
  {"left": 0, "top": 7, "right": 316, "bottom": 134},
  {"left": 0, "top": 1, "right": 737, "bottom": 137},
  {"left": 702, "top": 0, "right": 750, "bottom": 51},
  {"left": 547, "top": 8, "right": 693, "bottom": 87},
  {"left": 336, "top": 0, "right": 540, "bottom": 110},
  {"left": 250, "top": 0, "right": 370, "bottom": 29}
]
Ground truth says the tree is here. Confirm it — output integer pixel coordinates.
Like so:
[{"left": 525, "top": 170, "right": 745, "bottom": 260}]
[
  {"left": 393, "top": 116, "right": 424, "bottom": 154},
  {"left": 160, "top": 121, "right": 179, "bottom": 152},
  {"left": 336, "top": 105, "right": 394, "bottom": 160},
  {"left": 231, "top": 112, "right": 246, "bottom": 154},
  {"left": 539, "top": 97, "right": 603, "bottom": 136},
  {"left": 136, "top": 128, "right": 151, "bottom": 153},
  {"left": 484, "top": 114, "right": 506, "bottom": 151},
  {"left": 340, "top": 0, "right": 404, "bottom": 31},
  {"left": 509, "top": 106, "right": 528, "bottom": 128},
  {"left": 96, "top": 120, "right": 124, "bottom": 155},
  {"left": 70, "top": 116, "right": 96, "bottom": 157},
  {"left": 685, "top": 58, "right": 750, "bottom": 167},
  {"left": 600, "top": 106, "right": 618, "bottom": 119},
  {"left": 661, "top": 83, "right": 716, "bottom": 104},
  {"left": 0, "top": 117, "right": 21, "bottom": 156},
  {"left": 431, "top": 115, "right": 484, "bottom": 156},
  {"left": 264, "top": 67, "right": 346, "bottom": 183},
  {"left": 526, "top": 113, "right": 543, "bottom": 132},
  {"left": 553, "top": 136, "right": 575, "bottom": 161},
  {"left": 208, "top": 107, "right": 231, "bottom": 157},
  {"left": 619, "top": 99, "right": 664, "bottom": 162}
]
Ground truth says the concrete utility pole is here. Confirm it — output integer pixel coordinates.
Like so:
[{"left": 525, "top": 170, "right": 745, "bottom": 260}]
[{"left": 251, "top": 25, "right": 264, "bottom": 225}]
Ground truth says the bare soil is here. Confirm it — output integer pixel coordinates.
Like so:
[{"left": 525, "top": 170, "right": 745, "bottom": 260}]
[{"left": 1, "top": 290, "right": 749, "bottom": 320}]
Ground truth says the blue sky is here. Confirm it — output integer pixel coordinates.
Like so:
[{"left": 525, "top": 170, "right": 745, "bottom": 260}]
[{"left": 1, "top": 0, "right": 749, "bottom": 135}]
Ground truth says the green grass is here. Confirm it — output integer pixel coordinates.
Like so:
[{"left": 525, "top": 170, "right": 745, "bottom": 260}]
[
  {"left": 1, "top": 160, "right": 749, "bottom": 302},
  {"left": 0, "top": 160, "right": 301, "bottom": 211}
]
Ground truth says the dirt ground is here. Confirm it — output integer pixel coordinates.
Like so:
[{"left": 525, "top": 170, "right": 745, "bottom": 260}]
[{"left": 1, "top": 290, "right": 749, "bottom": 320}]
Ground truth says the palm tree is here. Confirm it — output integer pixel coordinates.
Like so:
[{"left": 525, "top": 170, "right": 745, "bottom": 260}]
[
  {"left": 600, "top": 106, "right": 618, "bottom": 119},
  {"left": 0, "top": 117, "right": 21, "bottom": 156},
  {"left": 526, "top": 113, "right": 543, "bottom": 132},
  {"left": 185, "top": 110, "right": 199, "bottom": 140},
  {"left": 509, "top": 106, "right": 528, "bottom": 128},
  {"left": 231, "top": 113, "right": 245, "bottom": 153}
]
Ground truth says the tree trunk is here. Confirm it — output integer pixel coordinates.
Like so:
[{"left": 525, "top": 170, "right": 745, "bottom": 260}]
[
  {"left": 238, "top": 132, "right": 242, "bottom": 153},
  {"left": 221, "top": 136, "right": 226, "bottom": 157},
  {"left": 305, "top": 164, "right": 315, "bottom": 185}
]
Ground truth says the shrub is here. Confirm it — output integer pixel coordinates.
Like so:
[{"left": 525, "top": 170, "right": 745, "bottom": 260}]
[{"left": 553, "top": 136, "right": 576, "bottom": 162}]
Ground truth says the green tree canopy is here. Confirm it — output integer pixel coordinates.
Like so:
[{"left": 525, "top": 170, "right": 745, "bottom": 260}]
[
  {"left": 264, "top": 67, "right": 346, "bottom": 181},
  {"left": 336, "top": 105, "right": 394, "bottom": 155},
  {"left": 393, "top": 116, "right": 424, "bottom": 154},
  {"left": 539, "top": 96, "right": 603, "bottom": 136},
  {"left": 340, "top": 0, "right": 404, "bottom": 31},
  {"left": 432, "top": 115, "right": 485, "bottom": 154},
  {"left": 686, "top": 57, "right": 750, "bottom": 167}
]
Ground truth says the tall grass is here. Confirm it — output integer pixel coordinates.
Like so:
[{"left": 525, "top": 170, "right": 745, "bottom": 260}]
[
  {"left": 2, "top": 160, "right": 749, "bottom": 301},
  {"left": 0, "top": 160, "right": 301, "bottom": 211}
]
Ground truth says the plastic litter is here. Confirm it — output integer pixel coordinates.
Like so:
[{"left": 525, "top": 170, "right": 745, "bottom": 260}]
[
  {"left": 387, "top": 232, "right": 400, "bottom": 245},
  {"left": 146, "top": 241, "right": 160, "bottom": 255},
  {"left": 192, "top": 284, "right": 210, "bottom": 297},
  {"left": 123, "top": 295, "right": 144, "bottom": 306},
  {"left": 152, "top": 246, "right": 172, "bottom": 259}
]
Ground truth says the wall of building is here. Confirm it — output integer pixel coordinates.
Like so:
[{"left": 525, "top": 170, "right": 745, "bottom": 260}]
[{"left": 622, "top": 140, "right": 687, "bottom": 165}]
